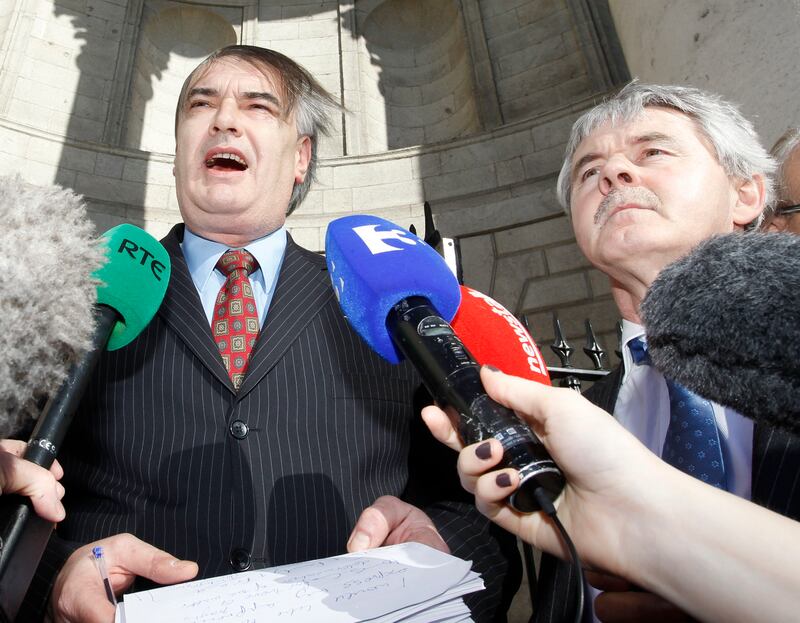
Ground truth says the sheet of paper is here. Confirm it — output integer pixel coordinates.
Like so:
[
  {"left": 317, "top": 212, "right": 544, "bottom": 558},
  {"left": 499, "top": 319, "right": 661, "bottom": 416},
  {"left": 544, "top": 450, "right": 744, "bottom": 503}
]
[
  {"left": 118, "top": 542, "right": 483, "bottom": 623},
  {"left": 369, "top": 571, "right": 482, "bottom": 623}
]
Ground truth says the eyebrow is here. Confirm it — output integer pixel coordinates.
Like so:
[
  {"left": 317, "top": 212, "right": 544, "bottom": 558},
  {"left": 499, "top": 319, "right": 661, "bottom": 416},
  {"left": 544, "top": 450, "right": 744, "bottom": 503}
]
[
  {"left": 571, "top": 132, "right": 682, "bottom": 181},
  {"left": 187, "top": 87, "right": 282, "bottom": 110}
]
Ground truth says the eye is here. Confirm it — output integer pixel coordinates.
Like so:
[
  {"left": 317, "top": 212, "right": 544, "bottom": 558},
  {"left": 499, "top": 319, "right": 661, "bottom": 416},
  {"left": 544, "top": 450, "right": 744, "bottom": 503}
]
[
  {"left": 580, "top": 167, "right": 599, "bottom": 182},
  {"left": 643, "top": 148, "right": 664, "bottom": 157},
  {"left": 189, "top": 100, "right": 210, "bottom": 109},
  {"left": 248, "top": 102, "right": 279, "bottom": 114}
]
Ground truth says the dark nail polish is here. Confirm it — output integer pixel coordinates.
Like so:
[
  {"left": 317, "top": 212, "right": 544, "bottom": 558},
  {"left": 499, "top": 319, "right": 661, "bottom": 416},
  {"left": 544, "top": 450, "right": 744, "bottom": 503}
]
[
  {"left": 483, "top": 364, "right": 500, "bottom": 372},
  {"left": 475, "top": 442, "right": 492, "bottom": 460},
  {"left": 496, "top": 473, "right": 512, "bottom": 488}
]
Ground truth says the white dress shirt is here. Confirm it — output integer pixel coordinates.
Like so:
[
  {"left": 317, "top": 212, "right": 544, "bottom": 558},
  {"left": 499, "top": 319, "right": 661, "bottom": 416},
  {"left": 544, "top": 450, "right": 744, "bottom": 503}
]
[
  {"left": 616, "top": 320, "right": 753, "bottom": 499},
  {"left": 180, "top": 226, "right": 287, "bottom": 328},
  {"left": 588, "top": 320, "right": 753, "bottom": 622}
]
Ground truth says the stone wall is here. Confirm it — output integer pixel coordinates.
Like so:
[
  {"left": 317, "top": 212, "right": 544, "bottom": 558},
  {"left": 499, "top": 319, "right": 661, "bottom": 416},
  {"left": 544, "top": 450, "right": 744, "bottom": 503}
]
[
  {"left": 0, "top": 0, "right": 127, "bottom": 143},
  {"left": 478, "top": 0, "right": 595, "bottom": 124}
]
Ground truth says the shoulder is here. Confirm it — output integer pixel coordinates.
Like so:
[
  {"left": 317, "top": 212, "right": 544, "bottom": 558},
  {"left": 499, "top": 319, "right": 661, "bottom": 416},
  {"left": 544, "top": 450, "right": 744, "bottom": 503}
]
[{"left": 285, "top": 234, "right": 327, "bottom": 269}]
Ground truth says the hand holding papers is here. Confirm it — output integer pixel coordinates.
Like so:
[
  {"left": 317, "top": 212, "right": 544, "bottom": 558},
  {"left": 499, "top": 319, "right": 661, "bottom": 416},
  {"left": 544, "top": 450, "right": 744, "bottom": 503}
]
[{"left": 117, "top": 542, "right": 483, "bottom": 623}]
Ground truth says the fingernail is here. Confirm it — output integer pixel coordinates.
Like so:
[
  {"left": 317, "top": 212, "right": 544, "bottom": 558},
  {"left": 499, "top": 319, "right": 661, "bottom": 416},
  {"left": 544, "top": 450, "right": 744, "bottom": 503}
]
[
  {"left": 171, "top": 559, "right": 195, "bottom": 568},
  {"left": 348, "top": 532, "right": 370, "bottom": 552},
  {"left": 496, "top": 473, "right": 512, "bottom": 488},
  {"left": 54, "top": 502, "right": 66, "bottom": 522},
  {"left": 475, "top": 442, "right": 492, "bottom": 460},
  {"left": 483, "top": 364, "right": 500, "bottom": 372}
]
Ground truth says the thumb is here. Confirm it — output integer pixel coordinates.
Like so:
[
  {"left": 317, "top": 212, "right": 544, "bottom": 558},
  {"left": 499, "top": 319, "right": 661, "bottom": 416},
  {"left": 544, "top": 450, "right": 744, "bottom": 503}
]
[
  {"left": 479, "top": 365, "right": 553, "bottom": 431},
  {"left": 105, "top": 534, "right": 198, "bottom": 586},
  {"left": 139, "top": 552, "right": 199, "bottom": 585}
]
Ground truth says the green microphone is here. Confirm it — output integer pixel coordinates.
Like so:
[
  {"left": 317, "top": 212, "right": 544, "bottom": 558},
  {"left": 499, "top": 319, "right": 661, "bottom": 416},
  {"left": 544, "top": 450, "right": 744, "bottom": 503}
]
[
  {"left": 96, "top": 223, "right": 171, "bottom": 351},
  {"left": 25, "top": 223, "right": 171, "bottom": 464},
  {"left": 0, "top": 223, "right": 171, "bottom": 621}
]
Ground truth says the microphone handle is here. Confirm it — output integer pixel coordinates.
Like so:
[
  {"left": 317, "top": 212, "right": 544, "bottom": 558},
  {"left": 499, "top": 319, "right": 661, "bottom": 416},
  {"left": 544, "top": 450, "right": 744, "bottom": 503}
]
[
  {"left": 0, "top": 304, "right": 118, "bottom": 621},
  {"left": 387, "top": 296, "right": 564, "bottom": 513},
  {"left": 24, "top": 304, "right": 119, "bottom": 467}
]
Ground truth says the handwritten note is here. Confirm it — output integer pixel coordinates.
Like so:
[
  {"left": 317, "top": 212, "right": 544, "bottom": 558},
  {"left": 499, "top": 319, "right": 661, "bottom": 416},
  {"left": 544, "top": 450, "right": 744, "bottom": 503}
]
[{"left": 116, "top": 543, "right": 482, "bottom": 623}]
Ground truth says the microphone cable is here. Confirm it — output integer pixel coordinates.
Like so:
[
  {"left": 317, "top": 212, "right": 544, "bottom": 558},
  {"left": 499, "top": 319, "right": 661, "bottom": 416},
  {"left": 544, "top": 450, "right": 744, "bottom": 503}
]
[{"left": 533, "top": 487, "right": 586, "bottom": 623}]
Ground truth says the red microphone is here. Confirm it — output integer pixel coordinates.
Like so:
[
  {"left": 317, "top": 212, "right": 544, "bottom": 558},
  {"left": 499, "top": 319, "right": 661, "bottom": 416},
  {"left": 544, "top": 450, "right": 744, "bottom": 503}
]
[{"left": 451, "top": 286, "right": 550, "bottom": 386}]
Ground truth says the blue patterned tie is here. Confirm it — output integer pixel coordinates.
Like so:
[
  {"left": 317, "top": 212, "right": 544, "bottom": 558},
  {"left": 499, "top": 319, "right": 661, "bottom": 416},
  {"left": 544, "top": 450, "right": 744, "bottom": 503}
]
[{"left": 629, "top": 337, "right": 727, "bottom": 489}]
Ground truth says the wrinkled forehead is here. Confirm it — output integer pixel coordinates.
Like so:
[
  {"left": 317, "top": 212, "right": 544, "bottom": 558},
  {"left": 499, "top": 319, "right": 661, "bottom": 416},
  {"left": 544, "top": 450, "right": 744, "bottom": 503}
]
[
  {"left": 573, "top": 106, "right": 706, "bottom": 158},
  {"left": 186, "top": 57, "right": 287, "bottom": 101}
]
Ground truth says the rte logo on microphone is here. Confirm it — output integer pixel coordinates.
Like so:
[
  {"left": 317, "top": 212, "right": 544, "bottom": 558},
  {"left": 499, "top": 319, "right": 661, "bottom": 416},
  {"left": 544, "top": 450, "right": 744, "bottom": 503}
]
[
  {"left": 116, "top": 238, "right": 167, "bottom": 281},
  {"left": 351, "top": 224, "right": 418, "bottom": 255}
]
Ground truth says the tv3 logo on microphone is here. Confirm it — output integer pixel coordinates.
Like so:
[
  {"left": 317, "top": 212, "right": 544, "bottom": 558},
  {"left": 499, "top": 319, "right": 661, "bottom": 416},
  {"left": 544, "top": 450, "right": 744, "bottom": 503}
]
[
  {"left": 117, "top": 239, "right": 167, "bottom": 281},
  {"left": 330, "top": 223, "right": 420, "bottom": 302},
  {"left": 351, "top": 224, "right": 419, "bottom": 254}
]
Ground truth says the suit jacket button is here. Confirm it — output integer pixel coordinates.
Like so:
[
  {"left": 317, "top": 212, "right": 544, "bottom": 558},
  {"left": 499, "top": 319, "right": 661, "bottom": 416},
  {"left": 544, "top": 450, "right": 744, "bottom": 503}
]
[
  {"left": 230, "top": 548, "right": 251, "bottom": 571},
  {"left": 230, "top": 420, "right": 249, "bottom": 439}
]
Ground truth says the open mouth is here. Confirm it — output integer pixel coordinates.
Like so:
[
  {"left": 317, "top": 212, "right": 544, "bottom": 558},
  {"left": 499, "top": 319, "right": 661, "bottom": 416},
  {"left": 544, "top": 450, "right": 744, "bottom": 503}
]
[{"left": 205, "top": 152, "right": 248, "bottom": 172}]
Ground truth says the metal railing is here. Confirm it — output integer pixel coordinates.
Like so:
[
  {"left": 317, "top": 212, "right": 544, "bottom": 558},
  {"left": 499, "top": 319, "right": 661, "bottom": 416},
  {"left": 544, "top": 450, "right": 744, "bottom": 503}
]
[{"left": 542, "top": 315, "right": 619, "bottom": 390}]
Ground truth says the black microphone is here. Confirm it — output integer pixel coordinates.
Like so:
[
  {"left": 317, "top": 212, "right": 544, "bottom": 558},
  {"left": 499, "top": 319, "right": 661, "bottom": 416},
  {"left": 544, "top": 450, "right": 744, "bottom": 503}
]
[
  {"left": 640, "top": 232, "right": 800, "bottom": 435},
  {"left": 325, "top": 214, "right": 564, "bottom": 513},
  {"left": 0, "top": 180, "right": 172, "bottom": 620}
]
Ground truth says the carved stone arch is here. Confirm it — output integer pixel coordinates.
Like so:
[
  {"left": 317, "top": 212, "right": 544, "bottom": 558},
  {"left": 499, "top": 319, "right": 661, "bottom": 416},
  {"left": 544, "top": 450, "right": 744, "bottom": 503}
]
[
  {"left": 124, "top": 5, "right": 236, "bottom": 153},
  {"left": 104, "top": 0, "right": 257, "bottom": 151},
  {"left": 354, "top": 0, "right": 481, "bottom": 152}
]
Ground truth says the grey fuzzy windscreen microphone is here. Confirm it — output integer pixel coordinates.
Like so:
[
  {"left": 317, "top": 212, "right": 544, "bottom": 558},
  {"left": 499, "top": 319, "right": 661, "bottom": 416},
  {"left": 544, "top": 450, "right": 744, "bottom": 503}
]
[
  {"left": 0, "top": 175, "right": 105, "bottom": 436},
  {"left": 641, "top": 232, "right": 800, "bottom": 435}
]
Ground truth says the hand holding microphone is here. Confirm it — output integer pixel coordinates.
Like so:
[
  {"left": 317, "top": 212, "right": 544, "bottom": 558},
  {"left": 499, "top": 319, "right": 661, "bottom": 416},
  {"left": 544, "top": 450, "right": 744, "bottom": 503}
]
[
  {"left": 325, "top": 215, "right": 564, "bottom": 513},
  {"left": 445, "top": 366, "right": 800, "bottom": 623},
  {"left": 0, "top": 440, "right": 64, "bottom": 523},
  {"left": 425, "top": 366, "right": 662, "bottom": 569}
]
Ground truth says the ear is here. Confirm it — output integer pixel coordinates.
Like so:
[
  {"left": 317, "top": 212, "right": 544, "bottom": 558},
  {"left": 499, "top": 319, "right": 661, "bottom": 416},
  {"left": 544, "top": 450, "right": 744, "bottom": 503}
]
[
  {"left": 294, "top": 135, "right": 312, "bottom": 184},
  {"left": 732, "top": 174, "right": 766, "bottom": 228}
]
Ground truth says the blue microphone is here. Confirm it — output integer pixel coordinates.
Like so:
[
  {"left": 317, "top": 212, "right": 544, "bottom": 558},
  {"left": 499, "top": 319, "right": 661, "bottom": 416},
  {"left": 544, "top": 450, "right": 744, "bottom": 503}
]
[{"left": 326, "top": 215, "right": 564, "bottom": 513}]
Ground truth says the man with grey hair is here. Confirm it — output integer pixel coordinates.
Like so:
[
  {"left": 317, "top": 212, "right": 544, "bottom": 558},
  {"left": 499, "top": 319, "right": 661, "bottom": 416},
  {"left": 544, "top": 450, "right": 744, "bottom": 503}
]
[
  {"left": 533, "top": 82, "right": 800, "bottom": 623},
  {"left": 762, "top": 126, "right": 800, "bottom": 233},
  {"left": 20, "top": 46, "right": 518, "bottom": 622}
]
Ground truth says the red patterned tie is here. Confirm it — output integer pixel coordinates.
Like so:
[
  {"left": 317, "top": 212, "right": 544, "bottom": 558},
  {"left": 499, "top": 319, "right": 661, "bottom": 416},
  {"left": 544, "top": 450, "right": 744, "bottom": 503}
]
[{"left": 212, "top": 249, "right": 259, "bottom": 390}]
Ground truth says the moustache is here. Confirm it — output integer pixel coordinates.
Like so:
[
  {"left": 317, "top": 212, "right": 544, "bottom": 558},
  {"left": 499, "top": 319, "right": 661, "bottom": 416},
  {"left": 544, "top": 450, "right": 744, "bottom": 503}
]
[{"left": 594, "top": 188, "right": 660, "bottom": 225}]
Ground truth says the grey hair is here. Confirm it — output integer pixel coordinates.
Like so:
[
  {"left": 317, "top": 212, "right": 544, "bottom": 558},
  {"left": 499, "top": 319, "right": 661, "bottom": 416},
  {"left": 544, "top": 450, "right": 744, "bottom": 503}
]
[
  {"left": 556, "top": 82, "right": 776, "bottom": 226},
  {"left": 769, "top": 126, "right": 800, "bottom": 206},
  {"left": 175, "top": 45, "right": 340, "bottom": 214}
]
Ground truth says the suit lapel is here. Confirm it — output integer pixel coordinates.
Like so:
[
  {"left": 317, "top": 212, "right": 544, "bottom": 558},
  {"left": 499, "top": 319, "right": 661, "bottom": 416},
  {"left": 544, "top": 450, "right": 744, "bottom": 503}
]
[
  {"left": 158, "top": 224, "right": 234, "bottom": 391},
  {"left": 237, "top": 235, "right": 334, "bottom": 398}
]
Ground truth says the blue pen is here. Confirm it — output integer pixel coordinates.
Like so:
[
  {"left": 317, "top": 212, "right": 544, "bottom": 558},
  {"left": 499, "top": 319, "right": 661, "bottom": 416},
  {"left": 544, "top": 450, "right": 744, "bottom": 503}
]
[{"left": 92, "top": 546, "right": 117, "bottom": 606}]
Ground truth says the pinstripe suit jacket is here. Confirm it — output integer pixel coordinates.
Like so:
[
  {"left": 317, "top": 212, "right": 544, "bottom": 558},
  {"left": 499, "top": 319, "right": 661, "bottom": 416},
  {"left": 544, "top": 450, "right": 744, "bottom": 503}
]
[
  {"left": 21, "top": 224, "right": 519, "bottom": 622},
  {"left": 531, "top": 364, "right": 800, "bottom": 623}
]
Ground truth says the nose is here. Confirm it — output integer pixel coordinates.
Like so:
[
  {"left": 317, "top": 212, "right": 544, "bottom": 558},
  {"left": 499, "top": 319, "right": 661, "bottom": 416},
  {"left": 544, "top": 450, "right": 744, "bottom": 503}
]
[
  {"left": 210, "top": 98, "right": 241, "bottom": 137},
  {"left": 598, "top": 154, "right": 640, "bottom": 195}
]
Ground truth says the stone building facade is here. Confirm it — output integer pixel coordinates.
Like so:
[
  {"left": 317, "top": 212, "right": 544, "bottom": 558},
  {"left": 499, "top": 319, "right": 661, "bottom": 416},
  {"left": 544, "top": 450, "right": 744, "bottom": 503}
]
[{"left": 3, "top": 0, "right": 799, "bottom": 369}]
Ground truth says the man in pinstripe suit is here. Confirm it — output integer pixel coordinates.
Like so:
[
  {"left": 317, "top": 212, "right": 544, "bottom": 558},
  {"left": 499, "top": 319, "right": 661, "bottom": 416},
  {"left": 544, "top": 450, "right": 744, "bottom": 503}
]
[
  {"left": 531, "top": 83, "right": 800, "bottom": 623},
  {"left": 21, "top": 46, "right": 519, "bottom": 622}
]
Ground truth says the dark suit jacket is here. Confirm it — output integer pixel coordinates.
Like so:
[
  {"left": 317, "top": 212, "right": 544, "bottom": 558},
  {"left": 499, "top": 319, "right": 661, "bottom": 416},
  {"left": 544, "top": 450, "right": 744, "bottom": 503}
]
[
  {"left": 21, "top": 225, "right": 519, "bottom": 621},
  {"left": 532, "top": 364, "right": 800, "bottom": 623}
]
